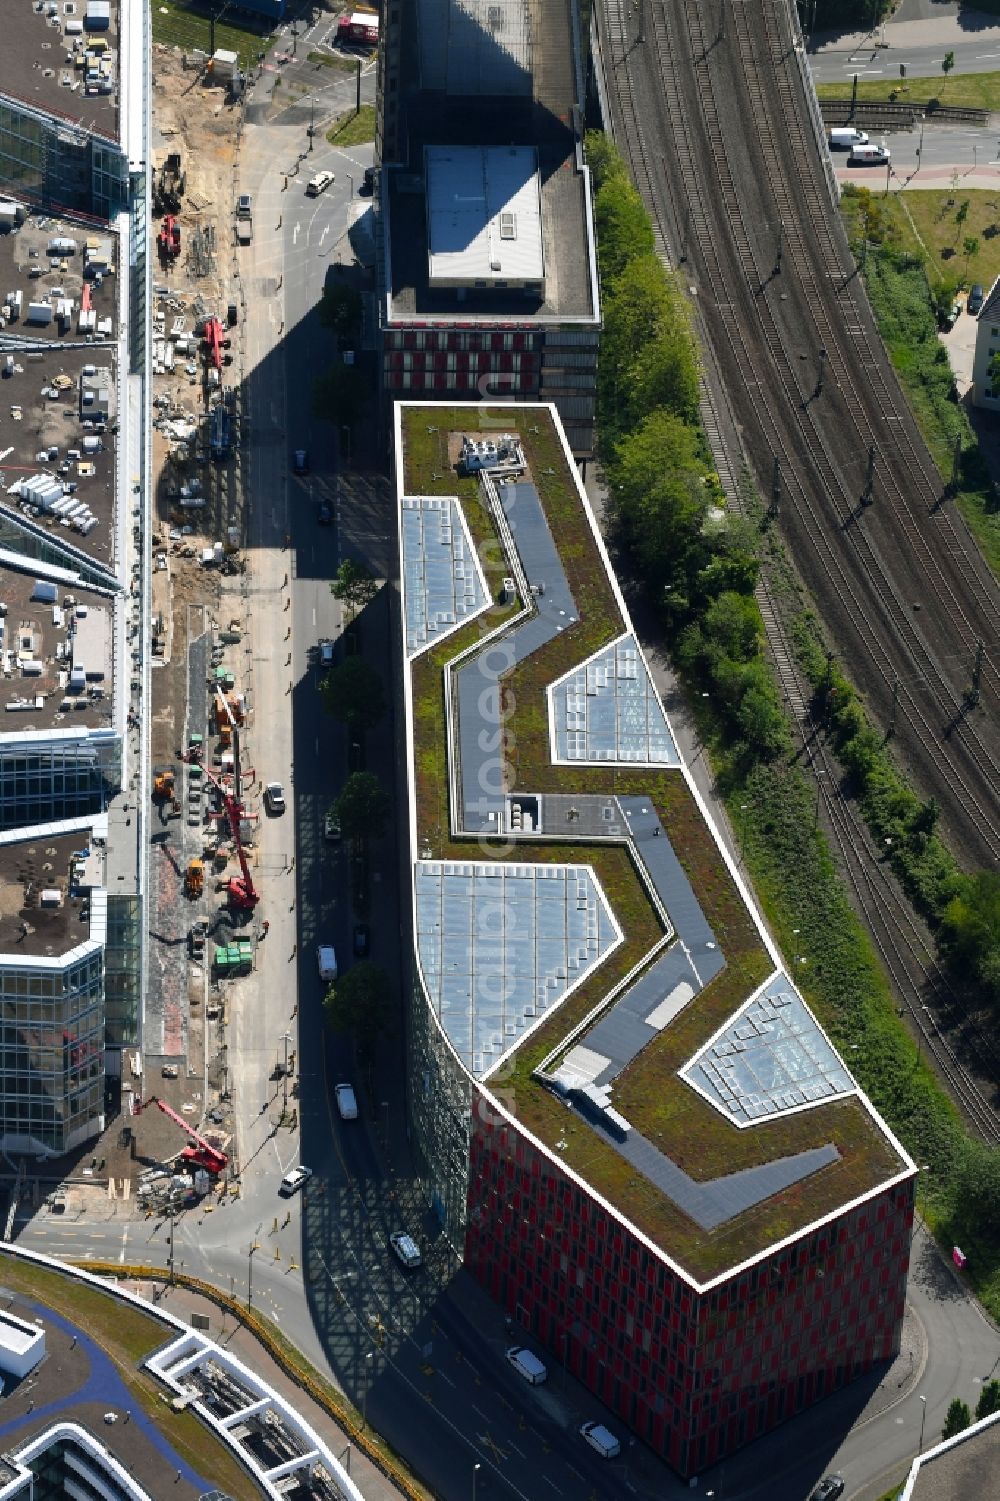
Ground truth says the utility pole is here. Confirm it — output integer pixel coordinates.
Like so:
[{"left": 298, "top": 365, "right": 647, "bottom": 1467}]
[
  {"left": 888, "top": 676, "right": 899, "bottom": 737},
  {"left": 851, "top": 73, "right": 858, "bottom": 119},
  {"left": 815, "top": 346, "right": 827, "bottom": 397},
  {"left": 282, "top": 1031, "right": 291, "bottom": 1114},
  {"left": 771, "top": 454, "right": 781, "bottom": 516},
  {"left": 951, "top": 434, "right": 962, "bottom": 492},
  {"left": 356, "top": 58, "right": 362, "bottom": 115},
  {"left": 969, "top": 639, "right": 984, "bottom": 707},
  {"left": 168, "top": 1210, "right": 174, "bottom": 1284},
  {"left": 775, "top": 218, "right": 784, "bottom": 275},
  {"left": 863, "top": 443, "right": 876, "bottom": 505}
]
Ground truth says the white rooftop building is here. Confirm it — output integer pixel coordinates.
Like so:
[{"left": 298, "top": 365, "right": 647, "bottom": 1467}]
[{"left": 425, "top": 145, "right": 544, "bottom": 292}]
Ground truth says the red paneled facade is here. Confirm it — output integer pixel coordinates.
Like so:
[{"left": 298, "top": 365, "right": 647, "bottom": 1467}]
[
  {"left": 465, "top": 1094, "right": 913, "bottom": 1478},
  {"left": 382, "top": 326, "right": 543, "bottom": 397}
]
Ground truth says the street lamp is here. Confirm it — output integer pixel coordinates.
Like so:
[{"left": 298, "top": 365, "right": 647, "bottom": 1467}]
[
  {"left": 248, "top": 1240, "right": 258, "bottom": 1310},
  {"left": 362, "top": 1351, "right": 373, "bottom": 1427},
  {"left": 472, "top": 1463, "right": 481, "bottom": 1501},
  {"left": 381, "top": 1100, "right": 389, "bottom": 1146},
  {"left": 918, "top": 1393, "right": 927, "bottom": 1453},
  {"left": 340, "top": 423, "right": 352, "bottom": 470},
  {"left": 282, "top": 1031, "right": 292, "bottom": 1113}
]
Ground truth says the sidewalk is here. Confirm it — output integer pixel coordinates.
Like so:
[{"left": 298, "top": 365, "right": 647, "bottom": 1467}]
[
  {"left": 122, "top": 1277, "right": 410, "bottom": 1501},
  {"left": 811, "top": 8, "right": 1000, "bottom": 58}
]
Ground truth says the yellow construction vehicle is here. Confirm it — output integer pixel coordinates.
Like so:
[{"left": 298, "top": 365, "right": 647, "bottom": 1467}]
[
  {"left": 152, "top": 766, "right": 176, "bottom": 801},
  {"left": 184, "top": 859, "right": 205, "bottom": 898}
]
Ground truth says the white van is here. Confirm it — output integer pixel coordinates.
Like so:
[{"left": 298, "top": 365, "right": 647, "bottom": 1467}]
[
  {"left": 317, "top": 944, "right": 338, "bottom": 982},
  {"left": 828, "top": 127, "right": 868, "bottom": 150},
  {"left": 849, "top": 143, "right": 890, "bottom": 166},
  {"left": 306, "top": 171, "right": 334, "bottom": 197},
  {"left": 335, "top": 1083, "right": 358, "bottom": 1120},
  {"left": 506, "top": 1346, "right": 548, "bottom": 1385},
  {"left": 579, "top": 1421, "right": 621, "bottom": 1459}
]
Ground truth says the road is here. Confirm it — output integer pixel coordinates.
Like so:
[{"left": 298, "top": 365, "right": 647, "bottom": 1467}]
[{"left": 808, "top": 8, "right": 1000, "bottom": 85}]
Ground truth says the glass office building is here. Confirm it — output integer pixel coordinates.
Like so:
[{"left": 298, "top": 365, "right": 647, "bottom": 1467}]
[
  {"left": 0, "top": 94, "right": 127, "bottom": 220},
  {"left": 0, "top": 734, "right": 122, "bottom": 834}
]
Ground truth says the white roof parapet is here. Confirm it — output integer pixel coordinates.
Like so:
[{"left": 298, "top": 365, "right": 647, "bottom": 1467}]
[
  {"left": 264, "top": 1449, "right": 321, "bottom": 1482},
  {"left": 220, "top": 1395, "right": 272, "bottom": 1428}
]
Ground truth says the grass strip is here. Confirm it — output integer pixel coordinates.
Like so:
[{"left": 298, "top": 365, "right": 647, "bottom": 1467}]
[{"left": 326, "top": 103, "right": 376, "bottom": 147}]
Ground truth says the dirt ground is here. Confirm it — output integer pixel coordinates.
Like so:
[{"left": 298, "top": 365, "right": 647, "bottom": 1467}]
[{"left": 141, "top": 45, "right": 256, "bottom": 1166}]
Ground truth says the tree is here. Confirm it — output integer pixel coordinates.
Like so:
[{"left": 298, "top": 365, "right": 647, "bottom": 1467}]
[
  {"left": 322, "top": 656, "right": 385, "bottom": 733},
  {"left": 312, "top": 363, "right": 364, "bottom": 426},
  {"left": 609, "top": 408, "right": 707, "bottom": 610},
  {"left": 323, "top": 961, "right": 390, "bottom": 1059},
  {"left": 962, "top": 235, "right": 979, "bottom": 278},
  {"left": 318, "top": 283, "right": 362, "bottom": 339},
  {"left": 976, "top": 1380, "right": 1000, "bottom": 1420},
  {"left": 332, "top": 558, "right": 379, "bottom": 617},
  {"left": 941, "top": 1397, "right": 971, "bottom": 1440},
  {"left": 939, "top": 870, "right": 1000, "bottom": 1008},
  {"left": 955, "top": 199, "right": 970, "bottom": 233},
  {"left": 334, "top": 771, "right": 390, "bottom": 840},
  {"left": 941, "top": 49, "right": 955, "bottom": 93}
]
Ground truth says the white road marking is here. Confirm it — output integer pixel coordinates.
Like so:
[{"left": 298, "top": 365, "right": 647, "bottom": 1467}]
[
  {"left": 508, "top": 1440, "right": 525, "bottom": 1457},
  {"left": 471, "top": 1403, "right": 489, "bottom": 1421},
  {"left": 293, "top": 223, "right": 300, "bottom": 245},
  {"left": 542, "top": 1480, "right": 562, "bottom": 1495},
  {"left": 315, "top": 738, "right": 320, "bottom": 756},
  {"left": 319, "top": 225, "right": 329, "bottom": 246},
  {"left": 312, "top": 607, "right": 317, "bottom": 627},
  {"left": 437, "top": 1370, "right": 457, "bottom": 1389},
  {"left": 120, "top": 1226, "right": 129, "bottom": 1264}
]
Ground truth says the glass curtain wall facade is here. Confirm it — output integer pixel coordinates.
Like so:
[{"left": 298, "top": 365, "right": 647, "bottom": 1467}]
[
  {"left": 0, "top": 951, "right": 104, "bottom": 1155},
  {"left": 0, "top": 737, "right": 121, "bottom": 833},
  {"left": 408, "top": 976, "right": 474, "bottom": 1242},
  {"left": 0, "top": 95, "right": 127, "bottom": 219},
  {"left": 104, "top": 894, "right": 140, "bottom": 1049}
]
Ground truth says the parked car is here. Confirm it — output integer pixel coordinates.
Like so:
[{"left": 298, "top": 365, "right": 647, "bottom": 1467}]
[
  {"left": 968, "top": 283, "right": 985, "bottom": 315},
  {"left": 324, "top": 809, "right": 341, "bottom": 842},
  {"left": 389, "top": 1231, "right": 422, "bottom": 1268},
  {"left": 237, "top": 192, "right": 252, "bottom": 217},
  {"left": 293, "top": 448, "right": 309, "bottom": 475},
  {"left": 353, "top": 922, "right": 370, "bottom": 958},
  {"left": 264, "top": 781, "right": 286, "bottom": 814},
  {"left": 808, "top": 1479, "right": 845, "bottom": 1501},
  {"left": 939, "top": 300, "right": 961, "bottom": 331},
  {"left": 579, "top": 1421, "right": 621, "bottom": 1459},
  {"left": 318, "top": 498, "right": 333, "bottom": 525},
  {"left": 279, "top": 1165, "right": 312, "bottom": 1195},
  {"left": 506, "top": 1346, "right": 548, "bottom": 1385}
]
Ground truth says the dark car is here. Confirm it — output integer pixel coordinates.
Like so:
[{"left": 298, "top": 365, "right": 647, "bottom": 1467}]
[
  {"left": 293, "top": 448, "right": 309, "bottom": 475},
  {"left": 808, "top": 1478, "right": 845, "bottom": 1501},
  {"left": 968, "top": 283, "right": 985, "bottom": 316},
  {"left": 318, "top": 499, "right": 333, "bottom": 525},
  {"left": 353, "top": 923, "right": 370, "bottom": 957}
]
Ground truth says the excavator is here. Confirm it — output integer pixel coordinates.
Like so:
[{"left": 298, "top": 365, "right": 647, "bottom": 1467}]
[{"left": 134, "top": 1095, "right": 227, "bottom": 1176}]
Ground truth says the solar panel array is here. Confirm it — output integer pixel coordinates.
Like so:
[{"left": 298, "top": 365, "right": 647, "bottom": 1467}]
[
  {"left": 415, "top": 860, "right": 620, "bottom": 1077},
  {"left": 401, "top": 497, "right": 488, "bottom": 657},
  {"left": 681, "top": 977, "right": 855, "bottom": 1125},
  {"left": 551, "top": 634, "right": 679, "bottom": 765}
]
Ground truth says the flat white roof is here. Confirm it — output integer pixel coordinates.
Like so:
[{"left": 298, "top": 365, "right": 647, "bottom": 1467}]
[
  {"left": 0, "top": 1311, "right": 43, "bottom": 1356},
  {"left": 425, "top": 145, "right": 544, "bottom": 288}
]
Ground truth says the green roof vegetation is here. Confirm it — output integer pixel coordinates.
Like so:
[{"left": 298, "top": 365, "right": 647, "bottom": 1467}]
[
  {"left": 0, "top": 1256, "right": 262, "bottom": 1501},
  {"left": 400, "top": 405, "right": 905, "bottom": 1281}
]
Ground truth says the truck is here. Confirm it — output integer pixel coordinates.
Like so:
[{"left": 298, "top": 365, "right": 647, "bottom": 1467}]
[{"left": 236, "top": 215, "right": 252, "bottom": 245}]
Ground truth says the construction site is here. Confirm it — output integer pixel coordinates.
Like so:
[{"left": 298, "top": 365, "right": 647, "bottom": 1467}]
[{"left": 138, "top": 39, "right": 265, "bottom": 1199}]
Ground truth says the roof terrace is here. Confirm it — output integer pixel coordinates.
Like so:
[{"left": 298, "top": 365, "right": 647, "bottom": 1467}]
[
  {"left": 0, "top": 825, "right": 104, "bottom": 961},
  {"left": 397, "top": 402, "right": 912, "bottom": 1282},
  {"left": 0, "top": 0, "right": 119, "bottom": 138},
  {"left": 0, "top": 563, "right": 116, "bottom": 731}
]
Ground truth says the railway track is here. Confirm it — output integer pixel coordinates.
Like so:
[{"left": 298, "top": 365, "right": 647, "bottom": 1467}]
[{"left": 597, "top": 0, "right": 1000, "bottom": 1134}]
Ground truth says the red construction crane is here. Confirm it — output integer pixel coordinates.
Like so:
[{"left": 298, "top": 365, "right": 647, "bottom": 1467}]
[
  {"left": 186, "top": 753, "right": 259, "bottom": 910},
  {"left": 133, "top": 1096, "right": 227, "bottom": 1175},
  {"left": 203, "top": 315, "right": 224, "bottom": 370},
  {"left": 157, "top": 214, "right": 181, "bottom": 260}
]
